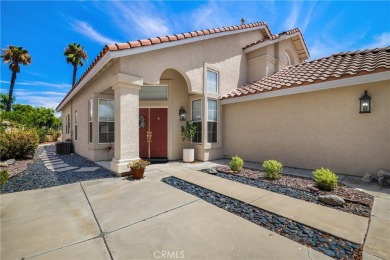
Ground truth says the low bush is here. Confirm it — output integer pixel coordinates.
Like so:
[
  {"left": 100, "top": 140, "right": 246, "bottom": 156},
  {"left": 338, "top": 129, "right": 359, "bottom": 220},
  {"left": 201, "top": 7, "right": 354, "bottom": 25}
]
[
  {"left": 0, "top": 170, "right": 9, "bottom": 187},
  {"left": 0, "top": 128, "right": 39, "bottom": 160},
  {"left": 313, "top": 167, "right": 338, "bottom": 191},
  {"left": 36, "top": 128, "right": 48, "bottom": 143},
  {"left": 263, "top": 160, "right": 283, "bottom": 179},
  {"left": 230, "top": 155, "right": 244, "bottom": 171},
  {"left": 48, "top": 128, "right": 61, "bottom": 141}
]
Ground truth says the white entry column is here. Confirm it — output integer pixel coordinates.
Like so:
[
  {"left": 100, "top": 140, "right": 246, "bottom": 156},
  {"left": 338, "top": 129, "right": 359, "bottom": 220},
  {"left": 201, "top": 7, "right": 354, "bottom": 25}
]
[{"left": 110, "top": 73, "right": 143, "bottom": 175}]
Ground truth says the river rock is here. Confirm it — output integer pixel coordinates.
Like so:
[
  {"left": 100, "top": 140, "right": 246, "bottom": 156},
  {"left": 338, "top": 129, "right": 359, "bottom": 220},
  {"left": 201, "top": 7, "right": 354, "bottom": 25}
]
[
  {"left": 308, "top": 186, "right": 319, "bottom": 192},
  {"left": 318, "top": 195, "right": 345, "bottom": 206},
  {"left": 206, "top": 168, "right": 218, "bottom": 175},
  {"left": 361, "top": 173, "right": 373, "bottom": 183},
  {"left": 377, "top": 170, "right": 390, "bottom": 187}
]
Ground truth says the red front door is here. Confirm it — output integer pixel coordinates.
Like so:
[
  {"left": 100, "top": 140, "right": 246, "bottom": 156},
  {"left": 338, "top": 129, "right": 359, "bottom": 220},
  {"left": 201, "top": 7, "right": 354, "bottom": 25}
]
[{"left": 139, "top": 108, "right": 168, "bottom": 159}]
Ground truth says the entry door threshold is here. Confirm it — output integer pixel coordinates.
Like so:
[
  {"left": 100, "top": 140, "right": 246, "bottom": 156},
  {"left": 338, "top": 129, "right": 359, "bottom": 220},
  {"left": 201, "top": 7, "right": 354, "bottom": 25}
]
[{"left": 145, "top": 158, "right": 169, "bottom": 164}]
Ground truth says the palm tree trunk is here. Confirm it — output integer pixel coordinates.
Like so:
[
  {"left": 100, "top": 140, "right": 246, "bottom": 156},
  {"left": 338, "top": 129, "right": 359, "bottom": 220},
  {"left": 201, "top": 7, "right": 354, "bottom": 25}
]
[
  {"left": 6, "top": 71, "right": 17, "bottom": 111},
  {"left": 72, "top": 65, "right": 77, "bottom": 88}
]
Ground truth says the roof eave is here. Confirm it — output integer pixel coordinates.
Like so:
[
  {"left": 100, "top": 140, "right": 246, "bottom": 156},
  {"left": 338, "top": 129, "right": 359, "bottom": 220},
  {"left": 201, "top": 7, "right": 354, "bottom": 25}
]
[
  {"left": 221, "top": 71, "right": 390, "bottom": 105},
  {"left": 56, "top": 24, "right": 270, "bottom": 112}
]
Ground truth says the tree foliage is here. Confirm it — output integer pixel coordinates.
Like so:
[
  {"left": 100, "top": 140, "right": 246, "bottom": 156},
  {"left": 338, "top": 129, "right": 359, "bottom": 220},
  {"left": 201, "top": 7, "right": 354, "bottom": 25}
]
[
  {"left": 64, "top": 43, "right": 88, "bottom": 87},
  {"left": 1, "top": 46, "right": 32, "bottom": 111},
  {"left": 1, "top": 104, "right": 61, "bottom": 129}
]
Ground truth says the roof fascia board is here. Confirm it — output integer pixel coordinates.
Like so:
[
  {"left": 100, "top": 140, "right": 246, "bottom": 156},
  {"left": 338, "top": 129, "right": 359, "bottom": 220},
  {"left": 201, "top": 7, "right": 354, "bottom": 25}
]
[
  {"left": 221, "top": 71, "right": 390, "bottom": 105},
  {"left": 110, "top": 26, "right": 265, "bottom": 59},
  {"left": 56, "top": 52, "right": 112, "bottom": 111},
  {"left": 243, "top": 34, "right": 295, "bottom": 54}
]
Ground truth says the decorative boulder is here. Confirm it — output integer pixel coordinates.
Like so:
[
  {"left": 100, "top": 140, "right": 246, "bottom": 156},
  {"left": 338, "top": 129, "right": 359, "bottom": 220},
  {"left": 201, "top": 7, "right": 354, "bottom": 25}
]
[
  {"left": 361, "top": 173, "right": 373, "bottom": 183},
  {"left": 308, "top": 186, "right": 319, "bottom": 192},
  {"left": 206, "top": 168, "right": 218, "bottom": 175},
  {"left": 318, "top": 195, "right": 345, "bottom": 206},
  {"left": 377, "top": 170, "right": 390, "bottom": 188}
]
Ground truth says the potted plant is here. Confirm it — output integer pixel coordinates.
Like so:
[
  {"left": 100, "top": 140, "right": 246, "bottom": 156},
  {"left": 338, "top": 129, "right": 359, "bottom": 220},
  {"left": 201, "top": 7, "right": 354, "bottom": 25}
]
[
  {"left": 181, "top": 121, "right": 197, "bottom": 162},
  {"left": 128, "top": 159, "right": 150, "bottom": 179}
]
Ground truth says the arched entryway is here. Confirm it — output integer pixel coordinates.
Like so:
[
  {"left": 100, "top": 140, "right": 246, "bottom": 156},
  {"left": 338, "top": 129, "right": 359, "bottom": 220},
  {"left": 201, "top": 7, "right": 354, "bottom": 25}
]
[{"left": 139, "top": 68, "right": 191, "bottom": 161}]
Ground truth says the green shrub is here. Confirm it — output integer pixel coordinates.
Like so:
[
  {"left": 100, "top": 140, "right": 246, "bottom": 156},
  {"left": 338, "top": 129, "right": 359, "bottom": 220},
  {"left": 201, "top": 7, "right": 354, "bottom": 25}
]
[
  {"left": 313, "top": 167, "right": 338, "bottom": 191},
  {"left": 230, "top": 155, "right": 244, "bottom": 171},
  {"left": 263, "top": 160, "right": 283, "bottom": 179},
  {"left": 48, "top": 128, "right": 61, "bottom": 141},
  {"left": 0, "top": 170, "right": 9, "bottom": 187},
  {"left": 36, "top": 128, "right": 48, "bottom": 143},
  {"left": 0, "top": 128, "right": 39, "bottom": 160}
]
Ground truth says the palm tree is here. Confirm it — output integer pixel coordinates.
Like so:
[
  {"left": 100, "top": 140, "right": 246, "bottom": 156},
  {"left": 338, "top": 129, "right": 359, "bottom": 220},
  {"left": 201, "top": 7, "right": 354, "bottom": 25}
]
[
  {"left": 0, "top": 94, "right": 15, "bottom": 111},
  {"left": 64, "top": 43, "right": 88, "bottom": 87},
  {"left": 1, "top": 46, "right": 32, "bottom": 111}
]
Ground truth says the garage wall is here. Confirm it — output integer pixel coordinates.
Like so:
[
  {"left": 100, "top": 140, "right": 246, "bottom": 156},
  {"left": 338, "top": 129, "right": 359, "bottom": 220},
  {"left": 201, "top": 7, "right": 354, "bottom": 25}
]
[{"left": 223, "top": 80, "right": 390, "bottom": 176}]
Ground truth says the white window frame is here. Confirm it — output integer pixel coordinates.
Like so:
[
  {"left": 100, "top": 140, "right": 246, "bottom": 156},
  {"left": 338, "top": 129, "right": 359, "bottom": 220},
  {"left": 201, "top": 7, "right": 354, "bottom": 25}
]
[
  {"left": 139, "top": 85, "right": 168, "bottom": 100},
  {"left": 98, "top": 98, "right": 115, "bottom": 144},
  {"left": 191, "top": 99, "right": 202, "bottom": 144},
  {"left": 88, "top": 99, "right": 93, "bottom": 144},
  {"left": 207, "top": 99, "right": 218, "bottom": 143},
  {"left": 206, "top": 69, "right": 219, "bottom": 94},
  {"left": 285, "top": 52, "right": 291, "bottom": 66},
  {"left": 65, "top": 113, "right": 70, "bottom": 134},
  {"left": 74, "top": 109, "right": 78, "bottom": 141}
]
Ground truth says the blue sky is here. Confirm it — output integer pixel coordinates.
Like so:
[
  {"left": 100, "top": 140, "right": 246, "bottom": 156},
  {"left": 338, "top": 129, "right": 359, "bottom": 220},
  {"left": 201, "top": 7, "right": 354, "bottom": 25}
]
[{"left": 1, "top": 1, "right": 389, "bottom": 110}]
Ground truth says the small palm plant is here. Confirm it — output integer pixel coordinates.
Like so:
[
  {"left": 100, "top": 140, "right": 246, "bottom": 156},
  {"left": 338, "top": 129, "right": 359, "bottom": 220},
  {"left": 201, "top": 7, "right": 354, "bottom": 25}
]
[
  {"left": 1, "top": 46, "right": 32, "bottom": 111},
  {"left": 64, "top": 43, "right": 88, "bottom": 87}
]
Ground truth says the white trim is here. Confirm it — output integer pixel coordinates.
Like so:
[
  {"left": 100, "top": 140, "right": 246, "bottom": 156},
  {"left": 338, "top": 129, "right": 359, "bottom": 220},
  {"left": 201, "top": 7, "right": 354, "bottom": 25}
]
[
  {"left": 98, "top": 98, "right": 115, "bottom": 144},
  {"left": 221, "top": 71, "right": 390, "bottom": 105},
  {"left": 206, "top": 69, "right": 219, "bottom": 94},
  {"left": 57, "top": 26, "right": 265, "bottom": 111}
]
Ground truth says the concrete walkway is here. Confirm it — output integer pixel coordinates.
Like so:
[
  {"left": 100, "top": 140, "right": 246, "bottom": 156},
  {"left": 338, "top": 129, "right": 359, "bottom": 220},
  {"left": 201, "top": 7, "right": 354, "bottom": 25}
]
[
  {"left": 161, "top": 167, "right": 368, "bottom": 244},
  {"left": 1, "top": 171, "right": 329, "bottom": 260}
]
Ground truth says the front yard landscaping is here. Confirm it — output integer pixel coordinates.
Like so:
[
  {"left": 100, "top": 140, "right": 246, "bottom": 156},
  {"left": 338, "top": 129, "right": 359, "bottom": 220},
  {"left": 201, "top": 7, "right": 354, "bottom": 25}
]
[
  {"left": 1, "top": 145, "right": 115, "bottom": 194},
  {"left": 163, "top": 176, "right": 362, "bottom": 259},
  {"left": 203, "top": 166, "right": 373, "bottom": 217}
]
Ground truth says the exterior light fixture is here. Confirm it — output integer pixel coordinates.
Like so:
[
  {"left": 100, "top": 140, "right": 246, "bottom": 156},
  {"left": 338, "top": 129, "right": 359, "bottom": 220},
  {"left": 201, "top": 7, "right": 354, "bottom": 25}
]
[
  {"left": 179, "top": 106, "right": 187, "bottom": 121},
  {"left": 359, "top": 90, "right": 371, "bottom": 113}
]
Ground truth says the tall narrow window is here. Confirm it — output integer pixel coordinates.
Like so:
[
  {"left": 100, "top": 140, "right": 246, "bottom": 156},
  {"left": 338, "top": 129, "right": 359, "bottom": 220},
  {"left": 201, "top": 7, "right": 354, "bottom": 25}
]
[
  {"left": 66, "top": 113, "right": 70, "bottom": 134},
  {"left": 74, "top": 110, "right": 78, "bottom": 141},
  {"left": 207, "top": 99, "right": 217, "bottom": 143},
  {"left": 88, "top": 99, "right": 93, "bottom": 143},
  {"left": 207, "top": 70, "right": 218, "bottom": 93},
  {"left": 65, "top": 115, "right": 68, "bottom": 134},
  {"left": 192, "top": 99, "right": 202, "bottom": 143},
  {"left": 98, "top": 99, "right": 115, "bottom": 143}
]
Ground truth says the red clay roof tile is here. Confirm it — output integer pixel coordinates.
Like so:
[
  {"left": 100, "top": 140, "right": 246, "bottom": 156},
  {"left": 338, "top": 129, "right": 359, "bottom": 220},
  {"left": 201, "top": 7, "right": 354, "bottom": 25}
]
[{"left": 222, "top": 46, "right": 390, "bottom": 100}]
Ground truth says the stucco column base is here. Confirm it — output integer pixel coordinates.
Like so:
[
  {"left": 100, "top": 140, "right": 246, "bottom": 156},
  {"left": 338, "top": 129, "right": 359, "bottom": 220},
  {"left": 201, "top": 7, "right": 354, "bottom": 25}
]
[{"left": 110, "top": 158, "right": 140, "bottom": 176}]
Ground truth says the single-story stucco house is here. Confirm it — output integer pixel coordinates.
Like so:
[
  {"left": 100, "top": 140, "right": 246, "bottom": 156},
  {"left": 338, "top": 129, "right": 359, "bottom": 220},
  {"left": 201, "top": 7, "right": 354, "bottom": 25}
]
[{"left": 56, "top": 21, "right": 390, "bottom": 176}]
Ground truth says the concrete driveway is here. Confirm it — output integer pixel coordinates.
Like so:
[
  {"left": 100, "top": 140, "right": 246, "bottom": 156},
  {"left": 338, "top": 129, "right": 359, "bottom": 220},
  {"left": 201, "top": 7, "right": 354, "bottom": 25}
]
[{"left": 0, "top": 170, "right": 329, "bottom": 260}]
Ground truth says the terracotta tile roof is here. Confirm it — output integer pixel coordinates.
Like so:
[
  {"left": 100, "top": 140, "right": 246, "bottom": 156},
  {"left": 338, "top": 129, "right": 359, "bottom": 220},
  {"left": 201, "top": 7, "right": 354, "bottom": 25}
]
[
  {"left": 244, "top": 28, "right": 303, "bottom": 49},
  {"left": 57, "top": 21, "right": 271, "bottom": 111},
  {"left": 57, "top": 21, "right": 272, "bottom": 108},
  {"left": 222, "top": 46, "right": 390, "bottom": 100},
  {"left": 243, "top": 28, "right": 309, "bottom": 60}
]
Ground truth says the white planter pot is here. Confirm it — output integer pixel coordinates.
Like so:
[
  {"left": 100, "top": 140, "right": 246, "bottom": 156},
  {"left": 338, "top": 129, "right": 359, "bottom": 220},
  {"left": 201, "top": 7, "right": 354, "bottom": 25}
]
[{"left": 183, "top": 148, "right": 195, "bottom": 163}]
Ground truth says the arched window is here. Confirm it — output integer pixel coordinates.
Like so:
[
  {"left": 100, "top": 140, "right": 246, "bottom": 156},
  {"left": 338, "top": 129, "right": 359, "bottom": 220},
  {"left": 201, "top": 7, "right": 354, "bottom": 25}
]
[{"left": 285, "top": 52, "right": 291, "bottom": 65}]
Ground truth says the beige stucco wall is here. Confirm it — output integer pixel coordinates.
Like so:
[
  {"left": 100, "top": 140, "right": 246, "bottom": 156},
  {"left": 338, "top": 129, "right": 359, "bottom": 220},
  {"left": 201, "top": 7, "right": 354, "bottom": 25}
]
[
  {"left": 61, "top": 60, "right": 120, "bottom": 161},
  {"left": 223, "top": 80, "right": 390, "bottom": 176},
  {"left": 246, "top": 38, "right": 300, "bottom": 82},
  {"left": 120, "top": 29, "right": 265, "bottom": 95}
]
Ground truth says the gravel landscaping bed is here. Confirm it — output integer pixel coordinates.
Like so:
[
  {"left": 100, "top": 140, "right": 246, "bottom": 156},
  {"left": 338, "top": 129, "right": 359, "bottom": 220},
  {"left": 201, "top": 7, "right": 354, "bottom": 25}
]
[
  {"left": 0, "top": 158, "right": 34, "bottom": 178},
  {"left": 163, "top": 176, "right": 362, "bottom": 260},
  {"left": 1, "top": 145, "right": 115, "bottom": 194},
  {"left": 202, "top": 167, "right": 373, "bottom": 217}
]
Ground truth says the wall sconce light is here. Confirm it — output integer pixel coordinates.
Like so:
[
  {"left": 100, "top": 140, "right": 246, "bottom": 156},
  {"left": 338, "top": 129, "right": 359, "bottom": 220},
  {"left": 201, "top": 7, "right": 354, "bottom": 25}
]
[
  {"left": 359, "top": 90, "right": 371, "bottom": 113},
  {"left": 179, "top": 106, "right": 187, "bottom": 121}
]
